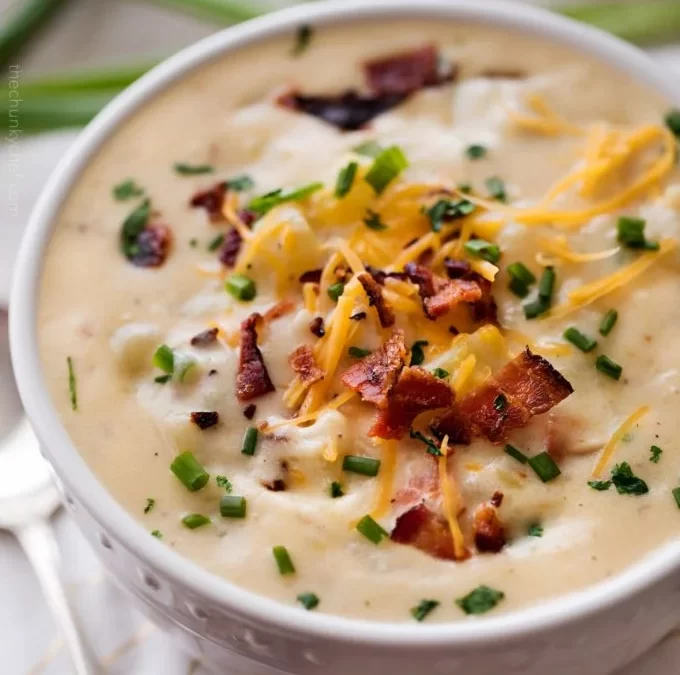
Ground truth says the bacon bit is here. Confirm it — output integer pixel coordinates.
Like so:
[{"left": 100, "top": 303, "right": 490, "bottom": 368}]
[
  {"left": 490, "top": 490, "right": 504, "bottom": 508},
  {"left": 350, "top": 311, "right": 367, "bottom": 321},
  {"left": 431, "top": 348, "right": 573, "bottom": 444},
  {"left": 443, "top": 260, "right": 497, "bottom": 324},
  {"left": 190, "top": 327, "right": 219, "bottom": 347},
  {"left": 289, "top": 345, "right": 325, "bottom": 387},
  {"left": 127, "top": 224, "right": 172, "bottom": 267},
  {"left": 190, "top": 182, "right": 226, "bottom": 221},
  {"left": 299, "top": 269, "right": 322, "bottom": 284},
  {"left": 261, "top": 478, "right": 286, "bottom": 492},
  {"left": 365, "top": 265, "right": 407, "bottom": 286},
  {"left": 390, "top": 504, "right": 456, "bottom": 560},
  {"left": 309, "top": 316, "right": 325, "bottom": 338},
  {"left": 364, "top": 44, "right": 455, "bottom": 96},
  {"left": 340, "top": 329, "right": 407, "bottom": 407},
  {"left": 443, "top": 258, "right": 472, "bottom": 279},
  {"left": 190, "top": 411, "right": 219, "bottom": 430},
  {"left": 479, "top": 68, "right": 526, "bottom": 79},
  {"left": 236, "top": 313, "right": 275, "bottom": 402},
  {"left": 369, "top": 367, "right": 454, "bottom": 440},
  {"left": 472, "top": 502, "right": 506, "bottom": 553},
  {"left": 263, "top": 299, "right": 296, "bottom": 323},
  {"left": 404, "top": 263, "right": 482, "bottom": 319},
  {"left": 239, "top": 209, "right": 257, "bottom": 227},
  {"left": 358, "top": 272, "right": 395, "bottom": 328},
  {"left": 218, "top": 227, "right": 243, "bottom": 268},
  {"left": 243, "top": 403, "right": 257, "bottom": 420}
]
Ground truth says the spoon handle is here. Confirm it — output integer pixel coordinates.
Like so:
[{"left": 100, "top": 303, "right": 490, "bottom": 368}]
[{"left": 16, "top": 519, "right": 100, "bottom": 675}]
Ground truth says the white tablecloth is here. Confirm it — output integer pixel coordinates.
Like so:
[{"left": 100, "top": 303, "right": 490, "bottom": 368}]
[{"left": 2, "top": 2, "right": 680, "bottom": 673}]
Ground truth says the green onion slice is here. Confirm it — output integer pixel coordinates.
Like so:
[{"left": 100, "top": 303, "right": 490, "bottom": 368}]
[
  {"left": 248, "top": 182, "right": 323, "bottom": 215},
  {"left": 356, "top": 514, "right": 389, "bottom": 544},
  {"left": 113, "top": 179, "right": 143, "bottom": 201},
  {"left": 170, "top": 451, "right": 210, "bottom": 492},
  {"left": 364, "top": 145, "right": 409, "bottom": 195},
  {"left": 207, "top": 233, "right": 225, "bottom": 252},
  {"left": 456, "top": 585, "right": 505, "bottom": 615},
  {"left": 617, "top": 216, "right": 659, "bottom": 250},
  {"left": 464, "top": 238, "right": 501, "bottom": 264},
  {"left": 348, "top": 346, "right": 371, "bottom": 358},
  {"left": 410, "top": 340, "right": 428, "bottom": 366},
  {"left": 297, "top": 592, "right": 320, "bottom": 610},
  {"left": 528, "top": 452, "right": 561, "bottom": 483},
  {"left": 272, "top": 545, "right": 296, "bottom": 575},
  {"left": 220, "top": 495, "right": 247, "bottom": 518},
  {"left": 327, "top": 282, "right": 345, "bottom": 302},
  {"left": 225, "top": 274, "right": 256, "bottom": 301},
  {"left": 353, "top": 140, "right": 383, "bottom": 158},
  {"left": 672, "top": 487, "right": 680, "bottom": 509},
  {"left": 330, "top": 481, "right": 344, "bottom": 498},
  {"left": 596, "top": 354, "right": 623, "bottom": 380},
  {"left": 507, "top": 261, "right": 536, "bottom": 286},
  {"left": 599, "top": 309, "right": 618, "bottom": 336},
  {"left": 465, "top": 144, "right": 487, "bottom": 160},
  {"left": 174, "top": 162, "right": 214, "bottom": 175},
  {"left": 342, "top": 455, "right": 381, "bottom": 477},
  {"left": 241, "top": 426, "right": 259, "bottom": 456},
  {"left": 225, "top": 175, "right": 254, "bottom": 192},
  {"left": 411, "top": 599, "right": 440, "bottom": 622},
  {"left": 152, "top": 344, "right": 174, "bottom": 374},
  {"left": 364, "top": 209, "right": 388, "bottom": 231},
  {"left": 335, "top": 161, "right": 358, "bottom": 198},
  {"left": 485, "top": 176, "right": 507, "bottom": 202},
  {"left": 563, "top": 327, "right": 597, "bottom": 352},
  {"left": 67, "top": 356, "right": 77, "bottom": 411},
  {"left": 182, "top": 513, "right": 211, "bottom": 529},
  {"left": 504, "top": 444, "right": 528, "bottom": 464}
]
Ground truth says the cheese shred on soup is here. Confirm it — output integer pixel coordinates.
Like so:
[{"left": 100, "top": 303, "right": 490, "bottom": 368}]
[{"left": 39, "top": 20, "right": 680, "bottom": 622}]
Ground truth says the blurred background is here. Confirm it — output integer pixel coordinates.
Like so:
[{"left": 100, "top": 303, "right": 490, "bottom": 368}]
[{"left": 1, "top": 1, "right": 680, "bottom": 673}]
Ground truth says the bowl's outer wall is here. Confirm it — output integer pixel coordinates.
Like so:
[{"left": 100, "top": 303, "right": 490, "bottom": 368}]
[{"left": 11, "top": 1, "right": 680, "bottom": 673}]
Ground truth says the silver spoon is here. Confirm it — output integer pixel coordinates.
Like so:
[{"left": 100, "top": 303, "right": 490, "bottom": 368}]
[{"left": 0, "top": 309, "right": 100, "bottom": 675}]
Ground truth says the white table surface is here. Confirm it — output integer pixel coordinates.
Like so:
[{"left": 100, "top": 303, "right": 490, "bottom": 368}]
[{"left": 2, "top": 1, "right": 680, "bottom": 673}]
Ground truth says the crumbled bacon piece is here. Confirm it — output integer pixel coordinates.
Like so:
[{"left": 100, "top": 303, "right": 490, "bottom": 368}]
[
  {"left": 218, "top": 227, "right": 243, "bottom": 268},
  {"left": 127, "top": 224, "right": 172, "bottom": 267},
  {"left": 369, "top": 367, "right": 454, "bottom": 440},
  {"left": 490, "top": 490, "right": 504, "bottom": 508},
  {"left": 364, "top": 265, "right": 407, "bottom": 286},
  {"left": 190, "top": 327, "right": 219, "bottom": 347},
  {"left": 340, "top": 329, "right": 407, "bottom": 407},
  {"left": 242, "top": 403, "right": 257, "bottom": 420},
  {"left": 390, "top": 504, "right": 455, "bottom": 560},
  {"left": 404, "top": 263, "right": 482, "bottom": 319},
  {"left": 443, "top": 258, "right": 472, "bottom": 279},
  {"left": 479, "top": 68, "right": 526, "bottom": 80},
  {"left": 309, "top": 316, "right": 325, "bottom": 338},
  {"left": 358, "top": 272, "right": 395, "bottom": 328},
  {"left": 263, "top": 299, "right": 295, "bottom": 323},
  {"left": 190, "top": 182, "right": 227, "bottom": 221},
  {"left": 289, "top": 345, "right": 324, "bottom": 387},
  {"left": 364, "top": 44, "right": 455, "bottom": 96},
  {"left": 299, "top": 268, "right": 322, "bottom": 284},
  {"left": 261, "top": 478, "right": 286, "bottom": 492},
  {"left": 190, "top": 411, "right": 219, "bottom": 430},
  {"left": 472, "top": 502, "right": 506, "bottom": 553},
  {"left": 236, "top": 313, "right": 275, "bottom": 402},
  {"left": 431, "top": 348, "right": 573, "bottom": 444}
]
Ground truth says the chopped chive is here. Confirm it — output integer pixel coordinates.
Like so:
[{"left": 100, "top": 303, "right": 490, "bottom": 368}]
[
  {"left": 174, "top": 354, "right": 196, "bottom": 383},
  {"left": 588, "top": 479, "right": 612, "bottom": 491},
  {"left": 220, "top": 495, "right": 247, "bottom": 518},
  {"left": 650, "top": 445, "right": 663, "bottom": 463},
  {"left": 507, "top": 262, "right": 536, "bottom": 286},
  {"left": 433, "top": 367, "right": 449, "bottom": 379},
  {"left": 356, "top": 514, "right": 389, "bottom": 544},
  {"left": 189, "top": 238, "right": 198, "bottom": 248},
  {"left": 342, "top": 455, "right": 381, "bottom": 477},
  {"left": 143, "top": 498, "right": 155, "bottom": 514},
  {"left": 410, "top": 339, "right": 428, "bottom": 366},
  {"left": 456, "top": 585, "right": 505, "bottom": 615},
  {"left": 151, "top": 529, "right": 163, "bottom": 539},
  {"left": 327, "top": 282, "right": 345, "bottom": 302},
  {"left": 425, "top": 198, "right": 475, "bottom": 232},
  {"left": 409, "top": 428, "right": 442, "bottom": 457},
  {"left": 348, "top": 346, "right": 371, "bottom": 358},
  {"left": 599, "top": 309, "right": 618, "bottom": 336},
  {"left": 528, "top": 452, "right": 561, "bottom": 483},
  {"left": 241, "top": 426, "right": 258, "bottom": 456},
  {"left": 174, "top": 162, "right": 214, "bottom": 175},
  {"left": 353, "top": 140, "right": 383, "bottom": 158},
  {"left": 207, "top": 233, "right": 225, "bottom": 251},
  {"left": 464, "top": 238, "right": 501, "bottom": 264},
  {"left": 363, "top": 209, "right": 388, "bottom": 231},
  {"left": 152, "top": 344, "right": 174, "bottom": 373},
  {"left": 330, "top": 481, "right": 344, "bottom": 498},
  {"left": 170, "top": 451, "right": 210, "bottom": 492},
  {"left": 120, "top": 199, "right": 151, "bottom": 242},
  {"left": 66, "top": 356, "right": 77, "bottom": 411},
  {"left": 292, "top": 24, "right": 312, "bottom": 56},
  {"left": 457, "top": 182, "right": 472, "bottom": 194},
  {"left": 465, "top": 144, "right": 487, "bottom": 160},
  {"left": 538, "top": 266, "right": 556, "bottom": 300},
  {"left": 527, "top": 523, "right": 543, "bottom": 537},
  {"left": 182, "top": 513, "right": 211, "bottom": 529},
  {"left": 364, "top": 145, "right": 409, "bottom": 195},
  {"left": 225, "top": 174, "right": 254, "bottom": 192},
  {"left": 523, "top": 297, "right": 549, "bottom": 319},
  {"left": 154, "top": 374, "right": 172, "bottom": 384},
  {"left": 225, "top": 273, "right": 256, "bottom": 301},
  {"left": 504, "top": 444, "right": 528, "bottom": 464},
  {"left": 248, "top": 182, "right": 323, "bottom": 215},
  {"left": 113, "top": 179, "right": 143, "bottom": 201},
  {"left": 672, "top": 487, "right": 680, "bottom": 509},
  {"left": 508, "top": 277, "right": 529, "bottom": 298},
  {"left": 216, "top": 475, "right": 233, "bottom": 491},
  {"left": 272, "top": 545, "right": 295, "bottom": 575},
  {"left": 411, "top": 599, "right": 439, "bottom": 622},
  {"left": 665, "top": 109, "right": 680, "bottom": 137},
  {"left": 297, "top": 592, "right": 320, "bottom": 610},
  {"left": 617, "top": 216, "right": 659, "bottom": 250},
  {"left": 485, "top": 176, "right": 507, "bottom": 202},
  {"left": 335, "top": 161, "right": 358, "bottom": 198},
  {"left": 596, "top": 354, "right": 622, "bottom": 380},
  {"left": 563, "top": 327, "right": 597, "bottom": 352}
]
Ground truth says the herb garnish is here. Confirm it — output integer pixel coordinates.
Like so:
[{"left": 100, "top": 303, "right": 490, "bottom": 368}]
[
  {"left": 182, "top": 513, "right": 211, "bottom": 529},
  {"left": 464, "top": 238, "right": 501, "bottom": 264},
  {"left": 241, "top": 426, "right": 259, "bottom": 456},
  {"left": 528, "top": 524, "right": 543, "bottom": 537},
  {"left": 272, "top": 545, "right": 296, "bottom": 575},
  {"left": 528, "top": 452, "right": 561, "bottom": 483},
  {"left": 330, "top": 481, "right": 345, "bottom": 498},
  {"left": 154, "top": 374, "right": 171, "bottom": 384},
  {"left": 353, "top": 140, "right": 383, "bottom": 158},
  {"left": 411, "top": 599, "right": 439, "bottom": 622},
  {"left": 563, "top": 327, "right": 597, "bottom": 353},
  {"left": 504, "top": 444, "right": 528, "bottom": 464},
  {"left": 611, "top": 462, "right": 649, "bottom": 495},
  {"left": 220, "top": 495, "right": 247, "bottom": 518},
  {"left": 342, "top": 455, "right": 381, "bottom": 476},
  {"left": 599, "top": 309, "right": 618, "bottom": 336},
  {"left": 248, "top": 182, "right": 323, "bottom": 215},
  {"left": 144, "top": 498, "right": 155, "bottom": 514},
  {"left": 364, "top": 209, "right": 388, "bottom": 231},
  {"left": 297, "top": 592, "right": 320, "bottom": 610},
  {"left": 672, "top": 487, "right": 680, "bottom": 509},
  {"left": 225, "top": 273, "right": 256, "bottom": 301},
  {"left": 409, "top": 429, "right": 442, "bottom": 457},
  {"left": 650, "top": 445, "right": 663, "bottom": 463},
  {"left": 425, "top": 198, "right": 475, "bottom": 232},
  {"left": 327, "top": 282, "right": 345, "bottom": 302},
  {"left": 170, "top": 451, "right": 210, "bottom": 492},
  {"left": 456, "top": 585, "right": 505, "bottom": 615},
  {"left": 335, "top": 161, "right": 358, "bottom": 198},
  {"left": 410, "top": 339, "right": 428, "bottom": 366},
  {"left": 216, "top": 475, "right": 233, "bottom": 492},
  {"left": 151, "top": 530, "right": 163, "bottom": 539},
  {"left": 524, "top": 266, "right": 555, "bottom": 319},
  {"left": 485, "top": 176, "right": 507, "bottom": 202},
  {"left": 207, "top": 233, "right": 225, "bottom": 252},
  {"left": 152, "top": 344, "right": 174, "bottom": 374},
  {"left": 596, "top": 354, "right": 622, "bottom": 380},
  {"left": 348, "top": 346, "right": 371, "bottom": 358},
  {"left": 364, "top": 145, "right": 409, "bottom": 195},
  {"left": 356, "top": 515, "right": 389, "bottom": 544},
  {"left": 225, "top": 175, "right": 254, "bottom": 192},
  {"left": 120, "top": 198, "right": 151, "bottom": 258},
  {"left": 507, "top": 261, "right": 536, "bottom": 298},
  {"left": 588, "top": 479, "right": 612, "bottom": 491},
  {"left": 617, "top": 216, "right": 659, "bottom": 250},
  {"left": 113, "top": 179, "right": 144, "bottom": 201},
  {"left": 292, "top": 24, "right": 313, "bottom": 56},
  {"left": 665, "top": 109, "right": 680, "bottom": 137},
  {"left": 433, "top": 367, "right": 449, "bottom": 379},
  {"left": 466, "top": 144, "right": 488, "bottom": 160},
  {"left": 174, "top": 163, "right": 214, "bottom": 175},
  {"left": 67, "top": 356, "right": 77, "bottom": 411}
]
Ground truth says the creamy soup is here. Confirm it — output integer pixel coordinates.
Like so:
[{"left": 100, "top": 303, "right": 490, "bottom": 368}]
[{"left": 39, "top": 19, "right": 680, "bottom": 623}]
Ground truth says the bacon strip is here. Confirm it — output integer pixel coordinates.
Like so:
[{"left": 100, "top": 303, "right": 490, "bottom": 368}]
[
  {"left": 472, "top": 502, "right": 506, "bottom": 553},
  {"left": 289, "top": 345, "right": 324, "bottom": 387},
  {"left": 236, "top": 313, "right": 275, "bottom": 402},
  {"left": 358, "top": 272, "right": 395, "bottom": 328},
  {"left": 369, "top": 367, "right": 454, "bottom": 440},
  {"left": 263, "top": 299, "right": 296, "bottom": 323},
  {"left": 341, "top": 330, "right": 407, "bottom": 407},
  {"left": 443, "top": 259, "right": 498, "bottom": 324},
  {"left": 390, "top": 504, "right": 455, "bottom": 560},
  {"left": 431, "top": 348, "right": 573, "bottom": 444}
]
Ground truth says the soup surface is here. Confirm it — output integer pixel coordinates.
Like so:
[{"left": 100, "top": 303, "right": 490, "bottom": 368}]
[{"left": 39, "top": 19, "right": 680, "bottom": 622}]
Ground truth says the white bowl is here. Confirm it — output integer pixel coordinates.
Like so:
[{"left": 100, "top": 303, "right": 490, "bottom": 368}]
[{"left": 10, "top": 1, "right": 680, "bottom": 674}]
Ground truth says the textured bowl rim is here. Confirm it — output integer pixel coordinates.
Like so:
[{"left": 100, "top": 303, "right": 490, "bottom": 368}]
[{"left": 10, "top": 0, "right": 680, "bottom": 649}]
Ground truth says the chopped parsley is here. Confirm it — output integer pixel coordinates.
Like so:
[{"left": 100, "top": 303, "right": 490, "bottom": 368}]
[
  {"left": 411, "top": 599, "right": 440, "bottom": 622},
  {"left": 292, "top": 24, "right": 313, "bottom": 56},
  {"left": 465, "top": 144, "right": 487, "bottom": 160},
  {"left": 327, "top": 282, "right": 345, "bottom": 302},
  {"left": 225, "top": 273, "right": 257, "bottom": 301},
  {"left": 410, "top": 340, "right": 428, "bottom": 366},
  {"left": 456, "top": 585, "right": 505, "bottom": 615},
  {"left": 485, "top": 176, "right": 507, "bottom": 202},
  {"left": 409, "top": 428, "right": 442, "bottom": 457},
  {"left": 364, "top": 145, "right": 408, "bottom": 195},
  {"left": 617, "top": 216, "right": 659, "bottom": 250},
  {"left": 248, "top": 182, "right": 323, "bottom": 215},
  {"left": 154, "top": 374, "right": 172, "bottom": 385},
  {"left": 151, "top": 529, "right": 163, "bottom": 539},
  {"left": 174, "top": 163, "right": 214, "bottom": 175},
  {"left": 216, "top": 475, "right": 233, "bottom": 492},
  {"left": 425, "top": 198, "right": 475, "bottom": 232},
  {"left": 297, "top": 592, "right": 320, "bottom": 610},
  {"left": 611, "top": 462, "right": 649, "bottom": 495},
  {"left": 464, "top": 238, "right": 501, "bottom": 264},
  {"left": 527, "top": 523, "right": 543, "bottom": 537},
  {"left": 120, "top": 198, "right": 152, "bottom": 258},
  {"left": 335, "top": 161, "right": 358, "bottom": 198},
  {"left": 113, "top": 179, "right": 144, "bottom": 201},
  {"left": 330, "top": 481, "right": 344, "bottom": 498},
  {"left": 207, "top": 233, "right": 225, "bottom": 252},
  {"left": 348, "top": 346, "right": 371, "bottom": 358},
  {"left": 650, "top": 445, "right": 663, "bottom": 463},
  {"left": 364, "top": 209, "right": 388, "bottom": 231},
  {"left": 353, "top": 140, "right": 383, "bottom": 158},
  {"left": 433, "top": 367, "right": 449, "bottom": 379},
  {"left": 144, "top": 498, "right": 156, "bottom": 514},
  {"left": 225, "top": 174, "right": 254, "bottom": 192},
  {"left": 664, "top": 109, "right": 680, "bottom": 138},
  {"left": 66, "top": 356, "right": 77, "bottom": 411},
  {"left": 588, "top": 479, "right": 612, "bottom": 491}
]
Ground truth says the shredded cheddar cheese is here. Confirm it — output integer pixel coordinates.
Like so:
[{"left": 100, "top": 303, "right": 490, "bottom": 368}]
[
  {"left": 371, "top": 440, "right": 398, "bottom": 519},
  {"left": 592, "top": 406, "right": 650, "bottom": 477},
  {"left": 438, "top": 436, "right": 467, "bottom": 560}
]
